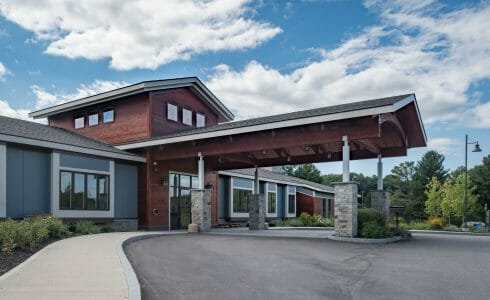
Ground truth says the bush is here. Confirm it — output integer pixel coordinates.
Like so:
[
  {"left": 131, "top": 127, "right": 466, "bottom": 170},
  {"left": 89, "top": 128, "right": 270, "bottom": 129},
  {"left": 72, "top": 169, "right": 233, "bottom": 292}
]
[
  {"left": 0, "top": 219, "right": 22, "bottom": 253},
  {"left": 428, "top": 217, "right": 445, "bottom": 230},
  {"left": 361, "top": 221, "right": 393, "bottom": 239},
  {"left": 281, "top": 219, "right": 304, "bottom": 227},
  {"left": 358, "top": 208, "right": 386, "bottom": 229},
  {"left": 23, "top": 219, "right": 49, "bottom": 250},
  {"left": 299, "top": 212, "right": 312, "bottom": 226},
  {"left": 71, "top": 220, "right": 101, "bottom": 234},
  {"left": 36, "top": 216, "right": 71, "bottom": 238},
  {"left": 409, "top": 221, "right": 431, "bottom": 230}
]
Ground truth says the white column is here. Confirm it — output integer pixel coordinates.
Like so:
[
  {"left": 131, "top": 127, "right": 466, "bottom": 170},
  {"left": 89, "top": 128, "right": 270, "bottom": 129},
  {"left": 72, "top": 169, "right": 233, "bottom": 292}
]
[
  {"left": 342, "top": 135, "right": 350, "bottom": 182},
  {"left": 377, "top": 155, "right": 383, "bottom": 190},
  {"left": 0, "top": 143, "right": 6, "bottom": 218},
  {"left": 254, "top": 166, "right": 259, "bottom": 195},
  {"left": 198, "top": 152, "right": 204, "bottom": 189}
]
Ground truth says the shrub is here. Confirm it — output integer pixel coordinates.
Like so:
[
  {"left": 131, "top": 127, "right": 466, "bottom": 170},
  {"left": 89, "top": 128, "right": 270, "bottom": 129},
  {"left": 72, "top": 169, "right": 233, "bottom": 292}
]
[
  {"left": 358, "top": 208, "right": 386, "bottom": 231},
  {"left": 299, "top": 212, "right": 312, "bottom": 226},
  {"left": 361, "top": 221, "right": 393, "bottom": 239},
  {"left": 282, "top": 219, "right": 304, "bottom": 227},
  {"left": 72, "top": 220, "right": 101, "bottom": 234},
  {"left": 409, "top": 221, "right": 431, "bottom": 230},
  {"left": 0, "top": 219, "right": 21, "bottom": 253},
  {"left": 23, "top": 219, "right": 49, "bottom": 250},
  {"left": 34, "top": 216, "right": 70, "bottom": 238},
  {"left": 428, "top": 217, "right": 445, "bottom": 230}
]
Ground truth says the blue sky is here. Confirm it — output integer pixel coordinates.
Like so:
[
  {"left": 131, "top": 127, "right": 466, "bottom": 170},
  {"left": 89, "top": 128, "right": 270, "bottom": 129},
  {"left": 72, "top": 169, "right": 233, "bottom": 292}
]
[{"left": 0, "top": 0, "right": 488, "bottom": 176}]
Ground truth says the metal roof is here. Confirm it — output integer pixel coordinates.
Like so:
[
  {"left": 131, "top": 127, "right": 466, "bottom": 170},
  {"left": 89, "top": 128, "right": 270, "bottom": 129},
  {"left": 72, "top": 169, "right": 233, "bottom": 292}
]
[
  {"left": 0, "top": 116, "right": 145, "bottom": 162},
  {"left": 29, "top": 77, "right": 234, "bottom": 122}
]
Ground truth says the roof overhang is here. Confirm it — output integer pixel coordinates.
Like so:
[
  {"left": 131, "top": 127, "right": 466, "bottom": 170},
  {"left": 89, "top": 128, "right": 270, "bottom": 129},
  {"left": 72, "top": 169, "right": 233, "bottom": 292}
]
[
  {"left": 29, "top": 77, "right": 234, "bottom": 122},
  {"left": 117, "top": 94, "right": 426, "bottom": 150},
  {"left": 0, "top": 133, "right": 146, "bottom": 162}
]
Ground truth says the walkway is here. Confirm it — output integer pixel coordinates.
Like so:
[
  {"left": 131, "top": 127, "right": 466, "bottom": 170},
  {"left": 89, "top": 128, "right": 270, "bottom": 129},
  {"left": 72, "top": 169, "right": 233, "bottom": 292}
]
[{"left": 0, "top": 231, "right": 178, "bottom": 300}]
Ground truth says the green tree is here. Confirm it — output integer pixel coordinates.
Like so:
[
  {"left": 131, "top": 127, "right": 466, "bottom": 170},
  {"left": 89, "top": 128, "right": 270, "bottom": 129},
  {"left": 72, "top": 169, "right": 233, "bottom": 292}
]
[
  {"left": 470, "top": 155, "right": 490, "bottom": 211},
  {"left": 424, "top": 177, "right": 443, "bottom": 217},
  {"left": 441, "top": 174, "right": 481, "bottom": 225},
  {"left": 384, "top": 161, "right": 416, "bottom": 220},
  {"left": 322, "top": 174, "right": 342, "bottom": 186},
  {"left": 283, "top": 164, "right": 323, "bottom": 184}
]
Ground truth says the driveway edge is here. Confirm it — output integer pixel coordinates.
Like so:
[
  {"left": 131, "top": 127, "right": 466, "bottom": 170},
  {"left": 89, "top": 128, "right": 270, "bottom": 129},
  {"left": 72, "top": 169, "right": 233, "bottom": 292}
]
[
  {"left": 327, "top": 235, "right": 402, "bottom": 244},
  {"left": 410, "top": 229, "right": 490, "bottom": 236}
]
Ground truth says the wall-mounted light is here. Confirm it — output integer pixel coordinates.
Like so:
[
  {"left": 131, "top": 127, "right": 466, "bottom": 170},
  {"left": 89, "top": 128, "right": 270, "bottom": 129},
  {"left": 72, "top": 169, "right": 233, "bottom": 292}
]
[{"left": 153, "top": 161, "right": 158, "bottom": 172}]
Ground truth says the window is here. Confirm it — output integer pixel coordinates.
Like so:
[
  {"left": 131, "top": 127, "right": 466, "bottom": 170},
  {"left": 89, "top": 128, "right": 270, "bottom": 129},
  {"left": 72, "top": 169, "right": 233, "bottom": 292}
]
[
  {"left": 167, "top": 103, "right": 178, "bottom": 121},
  {"left": 74, "top": 115, "right": 85, "bottom": 129},
  {"left": 233, "top": 189, "right": 251, "bottom": 213},
  {"left": 103, "top": 108, "right": 114, "bottom": 123},
  {"left": 288, "top": 194, "right": 296, "bottom": 214},
  {"left": 59, "top": 171, "right": 110, "bottom": 210},
  {"left": 88, "top": 112, "right": 99, "bottom": 126},
  {"left": 196, "top": 113, "right": 205, "bottom": 128},
  {"left": 183, "top": 109, "right": 192, "bottom": 126},
  {"left": 266, "top": 183, "right": 277, "bottom": 214}
]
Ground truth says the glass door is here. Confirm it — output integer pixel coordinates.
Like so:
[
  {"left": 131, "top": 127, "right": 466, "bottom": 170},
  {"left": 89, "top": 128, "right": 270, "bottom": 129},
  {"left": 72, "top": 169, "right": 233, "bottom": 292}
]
[{"left": 170, "top": 173, "right": 198, "bottom": 230}]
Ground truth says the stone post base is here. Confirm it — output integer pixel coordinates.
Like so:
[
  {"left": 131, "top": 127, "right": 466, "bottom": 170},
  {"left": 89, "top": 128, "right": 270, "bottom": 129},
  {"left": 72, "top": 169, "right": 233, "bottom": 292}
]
[
  {"left": 334, "top": 182, "right": 358, "bottom": 237},
  {"left": 188, "top": 189, "right": 212, "bottom": 233},
  {"left": 249, "top": 194, "right": 266, "bottom": 230},
  {"left": 370, "top": 190, "right": 390, "bottom": 220}
]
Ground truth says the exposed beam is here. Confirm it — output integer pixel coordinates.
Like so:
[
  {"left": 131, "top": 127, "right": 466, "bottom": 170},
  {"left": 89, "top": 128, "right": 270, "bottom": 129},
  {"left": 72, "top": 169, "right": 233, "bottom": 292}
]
[
  {"left": 355, "top": 138, "right": 381, "bottom": 154},
  {"left": 219, "top": 153, "right": 256, "bottom": 166}
]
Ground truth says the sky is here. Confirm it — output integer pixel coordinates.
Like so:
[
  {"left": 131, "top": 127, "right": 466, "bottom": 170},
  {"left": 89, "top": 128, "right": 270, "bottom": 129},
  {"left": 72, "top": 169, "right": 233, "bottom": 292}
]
[{"left": 0, "top": 0, "right": 489, "bottom": 176}]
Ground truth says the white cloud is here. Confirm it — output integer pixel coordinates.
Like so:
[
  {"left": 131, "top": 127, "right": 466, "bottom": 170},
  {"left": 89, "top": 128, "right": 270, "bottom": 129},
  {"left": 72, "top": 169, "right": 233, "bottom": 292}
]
[
  {"left": 427, "top": 137, "right": 458, "bottom": 155},
  {"left": 207, "top": 0, "right": 490, "bottom": 127},
  {"left": 31, "top": 80, "right": 127, "bottom": 110},
  {"left": 0, "top": 0, "right": 281, "bottom": 70},
  {"left": 0, "top": 99, "right": 31, "bottom": 120},
  {"left": 0, "top": 61, "right": 7, "bottom": 80}
]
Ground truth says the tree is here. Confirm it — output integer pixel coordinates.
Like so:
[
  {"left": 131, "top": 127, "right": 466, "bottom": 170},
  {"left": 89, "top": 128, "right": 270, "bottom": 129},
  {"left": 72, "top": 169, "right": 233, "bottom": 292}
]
[
  {"left": 283, "top": 164, "right": 323, "bottom": 184},
  {"left": 470, "top": 155, "right": 490, "bottom": 211},
  {"left": 424, "top": 177, "right": 443, "bottom": 217},
  {"left": 441, "top": 174, "right": 481, "bottom": 225},
  {"left": 384, "top": 161, "right": 416, "bottom": 220},
  {"left": 322, "top": 174, "right": 342, "bottom": 186},
  {"left": 411, "top": 151, "right": 449, "bottom": 219}
]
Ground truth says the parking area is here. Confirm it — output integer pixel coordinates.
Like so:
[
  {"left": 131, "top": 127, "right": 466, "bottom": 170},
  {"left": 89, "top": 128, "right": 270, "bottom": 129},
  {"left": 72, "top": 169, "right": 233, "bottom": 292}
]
[{"left": 125, "top": 233, "right": 490, "bottom": 300}]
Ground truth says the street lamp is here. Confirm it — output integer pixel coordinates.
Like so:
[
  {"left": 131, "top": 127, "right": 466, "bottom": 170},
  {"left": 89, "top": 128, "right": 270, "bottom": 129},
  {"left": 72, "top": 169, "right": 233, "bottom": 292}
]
[{"left": 463, "top": 134, "right": 482, "bottom": 227}]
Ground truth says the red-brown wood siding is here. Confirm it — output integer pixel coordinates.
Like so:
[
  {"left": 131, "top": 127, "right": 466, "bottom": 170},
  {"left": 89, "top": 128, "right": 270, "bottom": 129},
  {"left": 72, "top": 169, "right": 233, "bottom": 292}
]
[
  {"left": 150, "top": 89, "right": 219, "bottom": 137},
  {"left": 48, "top": 93, "right": 150, "bottom": 145},
  {"left": 296, "top": 192, "right": 324, "bottom": 217}
]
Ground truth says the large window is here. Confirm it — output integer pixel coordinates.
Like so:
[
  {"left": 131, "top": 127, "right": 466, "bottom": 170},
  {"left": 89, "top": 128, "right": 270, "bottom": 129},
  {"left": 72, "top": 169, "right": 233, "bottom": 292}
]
[
  {"left": 167, "top": 103, "right": 178, "bottom": 121},
  {"left": 196, "top": 113, "right": 205, "bottom": 128},
  {"left": 233, "top": 189, "right": 251, "bottom": 213},
  {"left": 288, "top": 194, "right": 296, "bottom": 214},
  {"left": 59, "top": 171, "right": 109, "bottom": 210},
  {"left": 267, "top": 183, "right": 277, "bottom": 214}
]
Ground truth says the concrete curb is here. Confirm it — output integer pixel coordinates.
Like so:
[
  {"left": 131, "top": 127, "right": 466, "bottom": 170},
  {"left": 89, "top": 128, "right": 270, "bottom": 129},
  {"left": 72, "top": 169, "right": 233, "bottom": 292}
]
[
  {"left": 269, "top": 227, "right": 334, "bottom": 231},
  {"left": 410, "top": 229, "right": 490, "bottom": 236},
  {"left": 0, "top": 237, "right": 67, "bottom": 282},
  {"left": 119, "top": 232, "right": 188, "bottom": 300},
  {"left": 327, "top": 235, "right": 403, "bottom": 244}
]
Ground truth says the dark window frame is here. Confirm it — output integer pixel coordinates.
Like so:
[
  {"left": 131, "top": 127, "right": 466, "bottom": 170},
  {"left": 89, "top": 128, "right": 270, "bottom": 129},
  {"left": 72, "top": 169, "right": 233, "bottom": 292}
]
[
  {"left": 232, "top": 188, "right": 251, "bottom": 214},
  {"left": 59, "top": 170, "right": 110, "bottom": 211},
  {"left": 288, "top": 194, "right": 296, "bottom": 214},
  {"left": 103, "top": 107, "right": 115, "bottom": 124},
  {"left": 88, "top": 111, "right": 99, "bottom": 127}
]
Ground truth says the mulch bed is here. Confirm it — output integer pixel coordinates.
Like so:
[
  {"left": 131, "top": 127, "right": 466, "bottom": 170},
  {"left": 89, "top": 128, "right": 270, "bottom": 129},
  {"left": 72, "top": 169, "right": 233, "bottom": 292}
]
[{"left": 0, "top": 238, "right": 60, "bottom": 276}]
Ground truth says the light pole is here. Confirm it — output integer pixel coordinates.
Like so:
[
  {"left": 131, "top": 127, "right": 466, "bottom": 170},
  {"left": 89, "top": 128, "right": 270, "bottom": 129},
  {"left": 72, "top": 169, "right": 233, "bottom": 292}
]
[{"left": 463, "top": 134, "right": 482, "bottom": 227}]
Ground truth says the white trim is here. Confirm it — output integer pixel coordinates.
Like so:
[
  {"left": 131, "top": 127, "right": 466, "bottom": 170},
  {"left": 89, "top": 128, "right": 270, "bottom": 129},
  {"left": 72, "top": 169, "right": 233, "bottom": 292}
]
[
  {"left": 266, "top": 182, "right": 277, "bottom": 218},
  {"left": 51, "top": 157, "right": 115, "bottom": 218},
  {"left": 218, "top": 170, "right": 334, "bottom": 194},
  {"left": 0, "top": 133, "right": 145, "bottom": 162},
  {"left": 29, "top": 78, "right": 234, "bottom": 121},
  {"left": 0, "top": 143, "right": 6, "bottom": 218},
  {"left": 59, "top": 166, "right": 110, "bottom": 175},
  {"left": 230, "top": 177, "right": 254, "bottom": 218},
  {"left": 286, "top": 185, "right": 296, "bottom": 218},
  {"left": 117, "top": 96, "right": 415, "bottom": 150}
]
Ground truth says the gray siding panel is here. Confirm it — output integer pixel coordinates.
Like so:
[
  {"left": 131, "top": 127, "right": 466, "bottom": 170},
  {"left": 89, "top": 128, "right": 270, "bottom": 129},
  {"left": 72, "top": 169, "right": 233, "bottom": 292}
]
[
  {"left": 115, "top": 163, "right": 138, "bottom": 219},
  {"left": 277, "top": 184, "right": 285, "bottom": 218},
  {"left": 218, "top": 176, "right": 229, "bottom": 219},
  {"left": 297, "top": 187, "right": 314, "bottom": 196},
  {"left": 60, "top": 153, "right": 110, "bottom": 172},
  {"left": 6, "top": 146, "right": 50, "bottom": 218}
]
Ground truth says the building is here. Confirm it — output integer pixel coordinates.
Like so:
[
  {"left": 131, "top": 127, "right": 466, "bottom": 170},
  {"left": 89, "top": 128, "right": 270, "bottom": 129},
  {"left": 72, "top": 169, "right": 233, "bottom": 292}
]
[{"left": 0, "top": 77, "right": 426, "bottom": 232}]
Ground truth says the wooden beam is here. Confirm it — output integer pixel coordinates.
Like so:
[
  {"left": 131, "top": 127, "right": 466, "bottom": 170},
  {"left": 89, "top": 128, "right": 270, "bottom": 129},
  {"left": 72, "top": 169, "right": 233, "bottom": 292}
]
[{"left": 355, "top": 138, "right": 381, "bottom": 154}]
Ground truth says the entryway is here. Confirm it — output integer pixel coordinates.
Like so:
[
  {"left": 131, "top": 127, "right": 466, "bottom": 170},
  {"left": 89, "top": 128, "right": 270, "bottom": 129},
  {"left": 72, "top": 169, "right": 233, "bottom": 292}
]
[{"left": 169, "top": 172, "right": 199, "bottom": 230}]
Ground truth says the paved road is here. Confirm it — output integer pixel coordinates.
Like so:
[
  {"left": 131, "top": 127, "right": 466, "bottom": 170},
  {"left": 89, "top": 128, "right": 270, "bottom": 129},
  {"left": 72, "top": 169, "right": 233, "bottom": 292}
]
[{"left": 125, "top": 233, "right": 490, "bottom": 300}]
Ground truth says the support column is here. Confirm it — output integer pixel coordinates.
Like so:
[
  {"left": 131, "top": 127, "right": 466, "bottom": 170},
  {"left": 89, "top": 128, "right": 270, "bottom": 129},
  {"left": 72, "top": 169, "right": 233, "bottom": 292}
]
[
  {"left": 377, "top": 155, "right": 383, "bottom": 190},
  {"left": 198, "top": 152, "right": 204, "bottom": 189},
  {"left": 342, "top": 135, "right": 350, "bottom": 182},
  {"left": 188, "top": 189, "right": 212, "bottom": 233},
  {"left": 249, "top": 166, "right": 266, "bottom": 230},
  {"left": 370, "top": 190, "right": 390, "bottom": 219},
  {"left": 0, "top": 143, "right": 6, "bottom": 218},
  {"left": 334, "top": 182, "right": 358, "bottom": 237}
]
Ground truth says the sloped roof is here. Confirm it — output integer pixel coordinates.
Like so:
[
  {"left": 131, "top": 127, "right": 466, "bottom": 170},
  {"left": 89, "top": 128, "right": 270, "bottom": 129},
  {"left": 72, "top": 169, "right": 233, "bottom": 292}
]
[
  {"left": 117, "top": 93, "right": 425, "bottom": 150},
  {"left": 0, "top": 116, "right": 145, "bottom": 162},
  {"left": 29, "top": 77, "right": 234, "bottom": 122},
  {"left": 220, "top": 168, "right": 334, "bottom": 194}
]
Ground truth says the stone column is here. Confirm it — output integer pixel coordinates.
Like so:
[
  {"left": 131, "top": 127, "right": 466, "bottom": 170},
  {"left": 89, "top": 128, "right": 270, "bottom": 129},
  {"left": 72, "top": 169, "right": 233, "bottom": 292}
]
[
  {"left": 370, "top": 190, "right": 390, "bottom": 219},
  {"left": 249, "top": 194, "right": 266, "bottom": 230},
  {"left": 334, "top": 182, "right": 358, "bottom": 237},
  {"left": 188, "top": 189, "right": 212, "bottom": 233}
]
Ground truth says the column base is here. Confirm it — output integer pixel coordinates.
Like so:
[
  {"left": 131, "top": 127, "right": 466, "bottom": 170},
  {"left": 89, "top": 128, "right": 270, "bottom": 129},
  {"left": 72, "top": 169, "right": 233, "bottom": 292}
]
[
  {"left": 334, "top": 182, "right": 358, "bottom": 238},
  {"left": 249, "top": 194, "right": 266, "bottom": 230},
  {"left": 189, "top": 189, "right": 212, "bottom": 233}
]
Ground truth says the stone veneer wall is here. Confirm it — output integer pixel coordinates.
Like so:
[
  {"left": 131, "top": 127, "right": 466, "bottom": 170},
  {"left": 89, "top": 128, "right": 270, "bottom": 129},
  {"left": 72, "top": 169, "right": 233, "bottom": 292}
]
[
  {"left": 370, "top": 190, "right": 390, "bottom": 220},
  {"left": 189, "top": 189, "right": 212, "bottom": 232},
  {"left": 248, "top": 194, "right": 266, "bottom": 230},
  {"left": 334, "top": 182, "right": 358, "bottom": 237}
]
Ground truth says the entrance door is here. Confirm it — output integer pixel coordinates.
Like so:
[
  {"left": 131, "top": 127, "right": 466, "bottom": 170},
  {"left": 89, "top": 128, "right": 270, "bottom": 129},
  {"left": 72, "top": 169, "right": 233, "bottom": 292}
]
[{"left": 170, "top": 173, "right": 199, "bottom": 230}]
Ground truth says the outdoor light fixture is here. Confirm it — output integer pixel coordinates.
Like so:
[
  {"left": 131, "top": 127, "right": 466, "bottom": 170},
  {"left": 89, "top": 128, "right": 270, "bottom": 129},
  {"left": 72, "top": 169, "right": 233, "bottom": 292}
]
[
  {"left": 463, "top": 134, "right": 483, "bottom": 227},
  {"left": 304, "top": 145, "right": 311, "bottom": 152}
]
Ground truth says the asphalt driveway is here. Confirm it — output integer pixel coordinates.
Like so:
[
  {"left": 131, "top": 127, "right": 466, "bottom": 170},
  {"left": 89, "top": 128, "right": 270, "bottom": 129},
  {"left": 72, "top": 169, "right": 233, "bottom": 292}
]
[{"left": 124, "top": 233, "right": 490, "bottom": 300}]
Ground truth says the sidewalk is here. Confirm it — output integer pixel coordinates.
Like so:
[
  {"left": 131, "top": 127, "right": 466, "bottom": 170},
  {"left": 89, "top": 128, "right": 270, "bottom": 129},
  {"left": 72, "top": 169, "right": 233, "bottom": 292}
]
[{"left": 0, "top": 231, "right": 177, "bottom": 300}]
